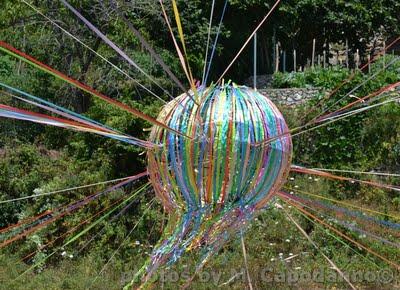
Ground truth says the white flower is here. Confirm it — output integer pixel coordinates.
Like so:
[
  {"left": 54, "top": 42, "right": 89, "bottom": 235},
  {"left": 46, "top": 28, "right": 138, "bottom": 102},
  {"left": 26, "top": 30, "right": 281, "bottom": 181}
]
[{"left": 33, "top": 188, "right": 43, "bottom": 195}]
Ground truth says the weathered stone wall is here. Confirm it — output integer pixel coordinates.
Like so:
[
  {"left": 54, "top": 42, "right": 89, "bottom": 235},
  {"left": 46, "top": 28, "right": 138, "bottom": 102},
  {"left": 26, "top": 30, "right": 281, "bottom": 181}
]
[
  {"left": 258, "top": 88, "right": 320, "bottom": 106},
  {"left": 243, "top": 74, "right": 320, "bottom": 106}
]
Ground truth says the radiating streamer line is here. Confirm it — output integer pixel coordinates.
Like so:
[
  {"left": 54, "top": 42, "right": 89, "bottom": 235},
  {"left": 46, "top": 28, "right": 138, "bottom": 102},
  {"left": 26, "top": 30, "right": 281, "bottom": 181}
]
[
  {"left": 279, "top": 190, "right": 400, "bottom": 231},
  {"left": 0, "top": 175, "right": 139, "bottom": 205},
  {"left": 278, "top": 193, "right": 400, "bottom": 271},
  {"left": 0, "top": 41, "right": 190, "bottom": 138},
  {"left": 300, "top": 35, "right": 400, "bottom": 123},
  {"left": 11, "top": 184, "right": 150, "bottom": 282},
  {"left": 278, "top": 199, "right": 381, "bottom": 269},
  {"left": 317, "top": 80, "right": 400, "bottom": 122},
  {"left": 64, "top": 183, "right": 150, "bottom": 246},
  {"left": 171, "top": 0, "right": 195, "bottom": 86},
  {"left": 0, "top": 87, "right": 129, "bottom": 141},
  {"left": 21, "top": 193, "right": 129, "bottom": 262},
  {"left": 0, "top": 84, "right": 122, "bottom": 135},
  {"left": 0, "top": 178, "right": 142, "bottom": 248},
  {"left": 91, "top": 199, "right": 156, "bottom": 286},
  {"left": 290, "top": 165, "right": 400, "bottom": 193},
  {"left": 305, "top": 95, "right": 400, "bottom": 127},
  {"left": 0, "top": 172, "right": 147, "bottom": 237},
  {"left": 202, "top": 0, "right": 216, "bottom": 84},
  {"left": 204, "top": 0, "right": 228, "bottom": 86},
  {"left": 279, "top": 193, "right": 400, "bottom": 248},
  {"left": 310, "top": 168, "right": 400, "bottom": 178},
  {"left": 217, "top": 0, "right": 282, "bottom": 83},
  {"left": 76, "top": 194, "right": 145, "bottom": 255},
  {"left": 256, "top": 95, "right": 400, "bottom": 147},
  {"left": 110, "top": 0, "right": 188, "bottom": 95},
  {"left": 312, "top": 56, "right": 400, "bottom": 122},
  {"left": 159, "top": 0, "right": 199, "bottom": 103},
  {"left": 281, "top": 205, "right": 357, "bottom": 290},
  {"left": 0, "top": 103, "right": 154, "bottom": 148},
  {"left": 159, "top": 0, "right": 191, "bottom": 86},
  {"left": 20, "top": 0, "right": 166, "bottom": 104},
  {"left": 240, "top": 233, "right": 254, "bottom": 290},
  {"left": 335, "top": 219, "right": 400, "bottom": 249},
  {"left": 284, "top": 185, "right": 400, "bottom": 221},
  {"left": 60, "top": 0, "right": 173, "bottom": 100}
]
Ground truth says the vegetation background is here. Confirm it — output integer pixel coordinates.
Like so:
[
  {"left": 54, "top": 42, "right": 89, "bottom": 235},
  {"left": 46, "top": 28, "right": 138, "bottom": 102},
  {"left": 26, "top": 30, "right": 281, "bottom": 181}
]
[{"left": 0, "top": 0, "right": 399, "bottom": 289}]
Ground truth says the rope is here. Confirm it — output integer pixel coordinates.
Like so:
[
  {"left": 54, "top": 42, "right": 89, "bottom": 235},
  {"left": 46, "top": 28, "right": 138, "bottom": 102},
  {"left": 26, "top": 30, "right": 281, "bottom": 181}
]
[
  {"left": 21, "top": 193, "right": 129, "bottom": 262},
  {"left": 279, "top": 190, "right": 400, "bottom": 231},
  {"left": 278, "top": 200, "right": 381, "bottom": 269},
  {"left": 254, "top": 94, "right": 398, "bottom": 148},
  {"left": 317, "top": 80, "right": 400, "bottom": 122},
  {"left": 0, "top": 178, "right": 144, "bottom": 248},
  {"left": 240, "top": 232, "right": 254, "bottom": 290},
  {"left": 255, "top": 83, "right": 400, "bottom": 148},
  {"left": 171, "top": 0, "right": 195, "bottom": 86},
  {"left": 0, "top": 171, "right": 147, "bottom": 235},
  {"left": 75, "top": 189, "right": 151, "bottom": 255},
  {"left": 335, "top": 219, "right": 400, "bottom": 249}
]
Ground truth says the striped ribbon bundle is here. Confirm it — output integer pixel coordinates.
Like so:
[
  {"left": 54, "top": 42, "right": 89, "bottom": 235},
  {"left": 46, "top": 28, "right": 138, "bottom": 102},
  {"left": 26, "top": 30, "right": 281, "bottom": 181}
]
[{"left": 141, "top": 84, "right": 292, "bottom": 282}]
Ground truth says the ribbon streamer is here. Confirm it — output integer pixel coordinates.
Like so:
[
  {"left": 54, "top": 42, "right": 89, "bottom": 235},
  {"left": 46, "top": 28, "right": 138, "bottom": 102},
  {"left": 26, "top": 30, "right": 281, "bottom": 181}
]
[
  {"left": 291, "top": 165, "right": 400, "bottom": 193},
  {"left": 281, "top": 205, "right": 357, "bottom": 290},
  {"left": 0, "top": 41, "right": 189, "bottom": 138},
  {"left": 21, "top": 0, "right": 166, "bottom": 104},
  {"left": 0, "top": 173, "right": 148, "bottom": 248},
  {"left": 0, "top": 103, "right": 154, "bottom": 148},
  {"left": 60, "top": 0, "right": 173, "bottom": 100},
  {"left": 111, "top": 0, "right": 188, "bottom": 95}
]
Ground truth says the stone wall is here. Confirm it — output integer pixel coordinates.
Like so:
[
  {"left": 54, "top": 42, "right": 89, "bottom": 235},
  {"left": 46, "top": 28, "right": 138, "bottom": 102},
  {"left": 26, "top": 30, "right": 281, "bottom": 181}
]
[{"left": 258, "top": 88, "right": 320, "bottom": 106}]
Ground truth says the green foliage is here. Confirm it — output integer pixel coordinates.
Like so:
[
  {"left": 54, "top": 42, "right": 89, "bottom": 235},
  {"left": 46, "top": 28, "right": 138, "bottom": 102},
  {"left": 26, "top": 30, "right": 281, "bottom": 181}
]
[
  {"left": 0, "top": 1, "right": 399, "bottom": 289},
  {"left": 279, "top": 56, "right": 400, "bottom": 172},
  {"left": 272, "top": 66, "right": 349, "bottom": 89}
]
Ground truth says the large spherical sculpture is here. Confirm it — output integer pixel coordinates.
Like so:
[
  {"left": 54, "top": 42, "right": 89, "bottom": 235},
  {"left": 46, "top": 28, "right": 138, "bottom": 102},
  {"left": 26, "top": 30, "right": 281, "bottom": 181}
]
[{"left": 143, "top": 84, "right": 292, "bottom": 281}]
